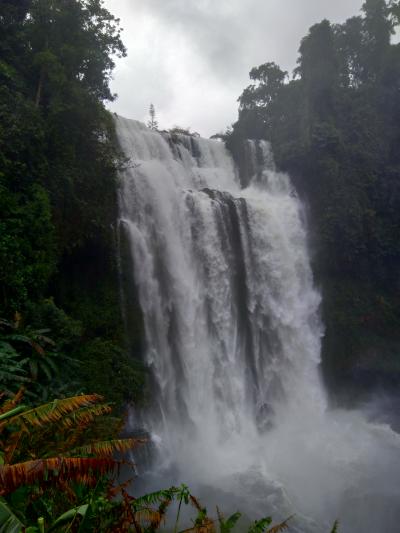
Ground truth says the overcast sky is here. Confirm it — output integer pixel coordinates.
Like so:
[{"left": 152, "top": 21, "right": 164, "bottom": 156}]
[{"left": 104, "top": 0, "right": 364, "bottom": 137}]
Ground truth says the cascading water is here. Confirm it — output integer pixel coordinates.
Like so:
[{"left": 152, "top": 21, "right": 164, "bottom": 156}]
[{"left": 116, "top": 116, "right": 400, "bottom": 532}]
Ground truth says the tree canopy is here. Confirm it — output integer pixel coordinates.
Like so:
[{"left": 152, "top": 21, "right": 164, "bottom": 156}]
[
  {"left": 0, "top": 0, "right": 126, "bottom": 311},
  {"left": 0, "top": 0, "right": 144, "bottom": 411}
]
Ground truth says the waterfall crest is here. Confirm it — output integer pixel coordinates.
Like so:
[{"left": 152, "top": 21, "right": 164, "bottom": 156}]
[{"left": 116, "top": 116, "right": 400, "bottom": 533}]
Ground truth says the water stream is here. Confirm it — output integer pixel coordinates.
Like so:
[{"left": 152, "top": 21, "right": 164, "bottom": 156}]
[{"left": 116, "top": 116, "right": 400, "bottom": 532}]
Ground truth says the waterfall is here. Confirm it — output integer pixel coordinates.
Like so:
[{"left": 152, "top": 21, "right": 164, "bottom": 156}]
[{"left": 116, "top": 116, "right": 400, "bottom": 533}]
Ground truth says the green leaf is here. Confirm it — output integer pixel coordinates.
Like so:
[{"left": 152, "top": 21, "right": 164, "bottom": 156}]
[
  {"left": 221, "top": 512, "right": 241, "bottom": 533},
  {"left": 41, "top": 356, "right": 59, "bottom": 376},
  {"left": 0, "top": 341, "right": 18, "bottom": 357},
  {"left": 248, "top": 517, "right": 272, "bottom": 533},
  {"left": 132, "top": 487, "right": 180, "bottom": 507},
  {"left": 0, "top": 498, "right": 25, "bottom": 533},
  {"left": 29, "top": 359, "right": 39, "bottom": 381},
  {"left": 0, "top": 406, "right": 28, "bottom": 421},
  {"left": 48, "top": 504, "right": 89, "bottom": 532},
  {"left": 4, "top": 334, "right": 33, "bottom": 346}
]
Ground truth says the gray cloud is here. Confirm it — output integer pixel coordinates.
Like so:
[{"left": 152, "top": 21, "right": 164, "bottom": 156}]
[{"left": 105, "top": 0, "right": 364, "bottom": 137}]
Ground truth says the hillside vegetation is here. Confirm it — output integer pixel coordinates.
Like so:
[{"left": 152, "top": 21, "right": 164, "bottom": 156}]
[{"left": 227, "top": 0, "right": 400, "bottom": 401}]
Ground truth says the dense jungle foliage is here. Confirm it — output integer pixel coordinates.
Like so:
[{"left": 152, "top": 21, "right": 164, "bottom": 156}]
[
  {"left": 0, "top": 385, "right": 303, "bottom": 531},
  {"left": 0, "top": 1, "right": 153, "bottom": 528},
  {"left": 1, "top": 390, "right": 299, "bottom": 532},
  {"left": 227, "top": 0, "right": 400, "bottom": 402},
  {"left": 0, "top": 0, "right": 144, "bottom": 408},
  {"left": 1, "top": 0, "right": 396, "bottom": 530}
]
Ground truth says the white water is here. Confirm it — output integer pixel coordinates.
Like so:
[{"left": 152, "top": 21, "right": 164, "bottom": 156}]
[{"left": 116, "top": 116, "right": 400, "bottom": 532}]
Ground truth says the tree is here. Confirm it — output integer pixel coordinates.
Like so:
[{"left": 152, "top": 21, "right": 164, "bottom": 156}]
[
  {"left": 227, "top": 1, "right": 400, "bottom": 398},
  {"left": 26, "top": 0, "right": 126, "bottom": 108},
  {"left": 147, "top": 103, "right": 159, "bottom": 130},
  {"left": 0, "top": 0, "right": 127, "bottom": 311},
  {"left": 230, "top": 62, "right": 288, "bottom": 146},
  {"left": 334, "top": 16, "right": 365, "bottom": 88},
  {"left": 296, "top": 20, "right": 340, "bottom": 118},
  {"left": 390, "top": 0, "right": 400, "bottom": 25},
  {"left": 0, "top": 0, "right": 141, "bottom": 414},
  {"left": 238, "top": 62, "right": 288, "bottom": 111},
  {"left": 361, "top": 0, "right": 393, "bottom": 80}
]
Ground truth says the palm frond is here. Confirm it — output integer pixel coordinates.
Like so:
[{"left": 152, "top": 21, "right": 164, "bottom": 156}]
[
  {"left": 189, "top": 494, "right": 203, "bottom": 511},
  {"left": 134, "top": 508, "right": 164, "bottom": 528},
  {"left": 132, "top": 487, "right": 181, "bottom": 507},
  {"left": 71, "top": 437, "right": 146, "bottom": 457},
  {"left": 4, "top": 333, "right": 45, "bottom": 353},
  {"left": 60, "top": 403, "right": 112, "bottom": 428},
  {"left": 0, "top": 371, "right": 28, "bottom": 383},
  {"left": 248, "top": 517, "right": 272, "bottom": 533},
  {"left": 40, "top": 355, "right": 59, "bottom": 375},
  {"left": 48, "top": 504, "right": 89, "bottom": 532},
  {"left": 107, "top": 478, "right": 133, "bottom": 498},
  {"left": 0, "top": 497, "right": 25, "bottom": 533},
  {"left": 66, "top": 472, "right": 99, "bottom": 487},
  {"left": 0, "top": 456, "right": 117, "bottom": 495},
  {"left": 179, "top": 518, "right": 216, "bottom": 533},
  {"left": 0, "top": 403, "right": 27, "bottom": 421},
  {"left": 31, "top": 332, "right": 55, "bottom": 346},
  {"left": 158, "top": 495, "right": 173, "bottom": 519},
  {"left": 0, "top": 318, "right": 15, "bottom": 330},
  {"left": 0, "top": 342, "right": 28, "bottom": 383},
  {"left": 267, "top": 515, "right": 293, "bottom": 533},
  {"left": 0, "top": 394, "right": 105, "bottom": 429},
  {"left": 216, "top": 508, "right": 241, "bottom": 533},
  {"left": 2, "top": 427, "right": 24, "bottom": 464}
]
